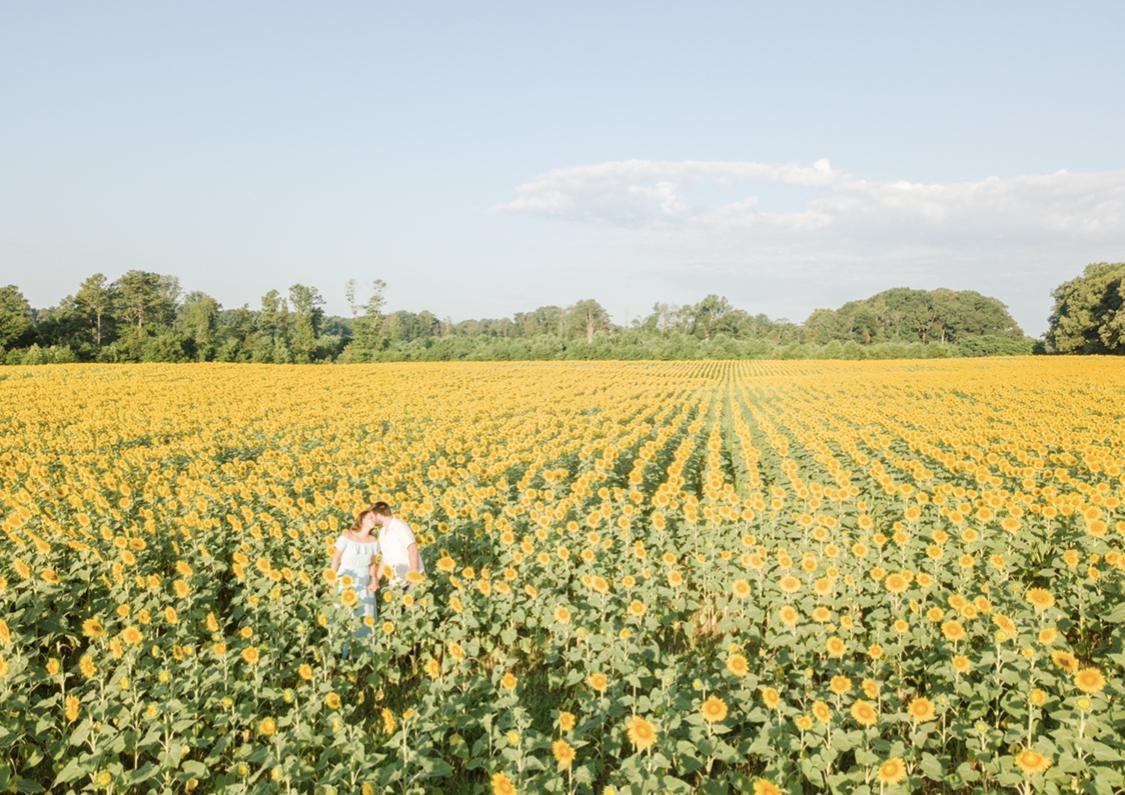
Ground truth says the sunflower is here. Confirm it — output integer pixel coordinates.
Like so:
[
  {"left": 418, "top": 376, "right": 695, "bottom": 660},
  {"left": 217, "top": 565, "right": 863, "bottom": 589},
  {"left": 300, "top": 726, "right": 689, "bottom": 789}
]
[
  {"left": 1050, "top": 650, "right": 1079, "bottom": 673},
  {"left": 558, "top": 711, "right": 576, "bottom": 733},
  {"left": 726, "top": 653, "right": 749, "bottom": 677},
  {"left": 907, "top": 696, "right": 935, "bottom": 722},
  {"left": 884, "top": 573, "right": 908, "bottom": 594},
  {"left": 778, "top": 606, "right": 799, "bottom": 627},
  {"left": 941, "top": 620, "right": 966, "bottom": 642},
  {"left": 752, "top": 780, "right": 781, "bottom": 795},
  {"left": 500, "top": 672, "right": 517, "bottom": 690},
  {"left": 121, "top": 626, "right": 143, "bottom": 646},
  {"left": 731, "top": 579, "right": 752, "bottom": 599},
  {"left": 992, "top": 614, "right": 1016, "bottom": 635},
  {"left": 1013, "top": 748, "right": 1051, "bottom": 776},
  {"left": 779, "top": 575, "right": 801, "bottom": 594},
  {"left": 551, "top": 739, "right": 576, "bottom": 769},
  {"left": 65, "top": 694, "right": 80, "bottom": 723},
  {"left": 701, "top": 696, "right": 728, "bottom": 723},
  {"left": 589, "top": 673, "right": 608, "bottom": 693},
  {"left": 258, "top": 717, "right": 276, "bottom": 736},
  {"left": 82, "top": 618, "right": 107, "bottom": 640},
  {"left": 241, "top": 646, "right": 260, "bottom": 665},
  {"left": 490, "top": 772, "right": 517, "bottom": 795},
  {"left": 830, "top": 675, "right": 852, "bottom": 695},
  {"left": 760, "top": 687, "right": 781, "bottom": 710},
  {"left": 553, "top": 606, "right": 572, "bottom": 625},
  {"left": 812, "top": 700, "right": 831, "bottom": 723},
  {"left": 876, "top": 757, "right": 907, "bottom": 785},
  {"left": 1025, "top": 588, "right": 1054, "bottom": 612},
  {"left": 826, "top": 636, "right": 846, "bottom": 657},
  {"left": 951, "top": 655, "right": 971, "bottom": 674},
  {"left": 340, "top": 589, "right": 359, "bottom": 608},
  {"left": 625, "top": 715, "right": 657, "bottom": 751},
  {"left": 1074, "top": 667, "right": 1105, "bottom": 693},
  {"left": 326, "top": 692, "right": 341, "bottom": 709},
  {"left": 850, "top": 699, "right": 878, "bottom": 727},
  {"left": 627, "top": 599, "right": 646, "bottom": 618}
]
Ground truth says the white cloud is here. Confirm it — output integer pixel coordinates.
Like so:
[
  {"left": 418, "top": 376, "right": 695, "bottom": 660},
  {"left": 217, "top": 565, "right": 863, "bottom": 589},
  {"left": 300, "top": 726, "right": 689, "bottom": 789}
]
[
  {"left": 495, "top": 159, "right": 1125, "bottom": 337},
  {"left": 497, "top": 159, "right": 1125, "bottom": 244}
]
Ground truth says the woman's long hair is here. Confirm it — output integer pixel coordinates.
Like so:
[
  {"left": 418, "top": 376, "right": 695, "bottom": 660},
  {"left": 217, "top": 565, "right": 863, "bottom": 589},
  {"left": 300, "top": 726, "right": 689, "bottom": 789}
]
[{"left": 351, "top": 507, "right": 376, "bottom": 534}]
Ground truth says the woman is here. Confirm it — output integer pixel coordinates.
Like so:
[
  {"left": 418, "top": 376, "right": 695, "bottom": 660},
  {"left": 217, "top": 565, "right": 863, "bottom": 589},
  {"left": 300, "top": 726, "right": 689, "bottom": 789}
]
[{"left": 330, "top": 508, "right": 382, "bottom": 656}]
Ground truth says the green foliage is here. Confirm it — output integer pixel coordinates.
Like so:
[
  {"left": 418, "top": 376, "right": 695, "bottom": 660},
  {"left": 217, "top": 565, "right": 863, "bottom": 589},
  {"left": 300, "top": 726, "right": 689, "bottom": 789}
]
[
  {"left": 811, "top": 287, "right": 1024, "bottom": 345},
  {"left": 0, "top": 285, "right": 34, "bottom": 352},
  {"left": 1045, "top": 262, "right": 1125, "bottom": 354},
  {"left": 0, "top": 270, "right": 1073, "bottom": 365}
]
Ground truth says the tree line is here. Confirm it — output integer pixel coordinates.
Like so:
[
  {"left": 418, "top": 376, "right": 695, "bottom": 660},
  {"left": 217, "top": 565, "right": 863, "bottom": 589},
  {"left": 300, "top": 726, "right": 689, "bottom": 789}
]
[{"left": 0, "top": 263, "right": 1119, "bottom": 364}]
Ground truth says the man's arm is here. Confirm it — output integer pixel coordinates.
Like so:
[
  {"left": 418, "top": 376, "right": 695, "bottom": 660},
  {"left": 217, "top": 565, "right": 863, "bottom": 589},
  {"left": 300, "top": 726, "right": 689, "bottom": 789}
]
[
  {"left": 368, "top": 555, "right": 381, "bottom": 591},
  {"left": 407, "top": 543, "right": 420, "bottom": 573}
]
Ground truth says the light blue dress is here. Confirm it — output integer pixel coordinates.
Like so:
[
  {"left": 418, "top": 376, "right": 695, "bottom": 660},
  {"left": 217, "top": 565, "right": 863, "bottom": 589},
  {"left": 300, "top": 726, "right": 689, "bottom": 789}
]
[{"left": 335, "top": 533, "right": 380, "bottom": 625}]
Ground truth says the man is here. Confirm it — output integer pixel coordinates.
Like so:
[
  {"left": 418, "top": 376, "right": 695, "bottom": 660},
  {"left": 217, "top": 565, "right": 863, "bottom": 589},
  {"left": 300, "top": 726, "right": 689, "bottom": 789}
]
[{"left": 370, "top": 501, "right": 423, "bottom": 586}]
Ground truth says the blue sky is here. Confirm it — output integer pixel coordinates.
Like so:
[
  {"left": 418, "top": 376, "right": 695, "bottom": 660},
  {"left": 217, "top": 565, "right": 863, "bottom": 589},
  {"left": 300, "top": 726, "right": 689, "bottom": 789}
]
[{"left": 3, "top": 2, "right": 1123, "bottom": 336}]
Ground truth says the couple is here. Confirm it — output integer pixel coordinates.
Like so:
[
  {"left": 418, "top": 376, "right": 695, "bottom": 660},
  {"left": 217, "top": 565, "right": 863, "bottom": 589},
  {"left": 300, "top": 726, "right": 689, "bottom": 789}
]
[{"left": 330, "top": 501, "right": 424, "bottom": 630}]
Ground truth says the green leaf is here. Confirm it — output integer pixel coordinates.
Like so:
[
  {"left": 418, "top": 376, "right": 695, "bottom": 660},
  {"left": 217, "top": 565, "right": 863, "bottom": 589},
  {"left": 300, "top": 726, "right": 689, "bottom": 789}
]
[
  {"left": 919, "top": 753, "right": 943, "bottom": 780},
  {"left": 1101, "top": 601, "right": 1125, "bottom": 623},
  {"left": 416, "top": 757, "right": 452, "bottom": 778},
  {"left": 52, "top": 758, "right": 87, "bottom": 786},
  {"left": 181, "top": 761, "right": 209, "bottom": 778},
  {"left": 129, "top": 762, "right": 160, "bottom": 785}
]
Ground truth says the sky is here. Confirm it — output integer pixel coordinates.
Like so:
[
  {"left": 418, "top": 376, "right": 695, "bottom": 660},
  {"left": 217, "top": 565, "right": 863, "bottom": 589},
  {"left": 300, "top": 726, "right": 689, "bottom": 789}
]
[{"left": 2, "top": 1, "right": 1124, "bottom": 337}]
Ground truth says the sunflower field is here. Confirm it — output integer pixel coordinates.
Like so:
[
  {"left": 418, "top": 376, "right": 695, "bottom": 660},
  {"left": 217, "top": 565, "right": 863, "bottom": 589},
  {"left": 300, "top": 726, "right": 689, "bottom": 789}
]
[{"left": 0, "top": 358, "right": 1122, "bottom": 794}]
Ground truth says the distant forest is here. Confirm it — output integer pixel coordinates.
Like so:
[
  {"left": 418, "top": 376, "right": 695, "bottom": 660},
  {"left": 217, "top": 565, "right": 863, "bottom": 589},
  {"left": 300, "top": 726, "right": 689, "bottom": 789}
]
[{"left": 1, "top": 263, "right": 1122, "bottom": 364}]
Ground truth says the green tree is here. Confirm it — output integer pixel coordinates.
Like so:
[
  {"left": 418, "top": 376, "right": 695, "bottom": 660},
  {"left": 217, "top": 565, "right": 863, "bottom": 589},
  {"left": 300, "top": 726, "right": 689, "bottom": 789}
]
[
  {"left": 216, "top": 306, "right": 256, "bottom": 362},
  {"left": 341, "top": 279, "right": 386, "bottom": 362},
  {"left": 74, "top": 273, "right": 119, "bottom": 348},
  {"left": 288, "top": 284, "right": 325, "bottom": 363},
  {"left": 114, "top": 270, "right": 179, "bottom": 330},
  {"left": 803, "top": 308, "right": 840, "bottom": 344},
  {"left": 565, "top": 299, "right": 612, "bottom": 344},
  {"left": 253, "top": 290, "right": 290, "bottom": 363},
  {"left": 689, "top": 294, "right": 733, "bottom": 340},
  {"left": 1045, "top": 263, "right": 1125, "bottom": 354},
  {"left": 176, "top": 291, "right": 221, "bottom": 361},
  {"left": 0, "top": 285, "right": 34, "bottom": 352}
]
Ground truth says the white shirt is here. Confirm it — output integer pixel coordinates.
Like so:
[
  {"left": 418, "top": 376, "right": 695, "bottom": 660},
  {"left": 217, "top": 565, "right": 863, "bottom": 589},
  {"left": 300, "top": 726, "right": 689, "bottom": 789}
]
[{"left": 378, "top": 517, "right": 422, "bottom": 583}]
